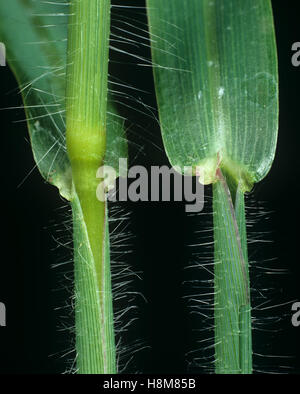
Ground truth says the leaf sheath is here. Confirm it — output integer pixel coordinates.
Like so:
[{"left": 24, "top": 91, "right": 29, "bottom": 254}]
[{"left": 213, "top": 171, "right": 252, "bottom": 373}]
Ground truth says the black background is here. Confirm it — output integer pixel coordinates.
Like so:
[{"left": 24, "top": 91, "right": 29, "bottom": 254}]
[{"left": 0, "top": 0, "right": 299, "bottom": 375}]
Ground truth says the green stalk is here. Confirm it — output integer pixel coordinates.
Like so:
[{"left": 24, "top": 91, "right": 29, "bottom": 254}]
[
  {"left": 213, "top": 169, "right": 251, "bottom": 373},
  {"left": 66, "top": 0, "right": 116, "bottom": 373}
]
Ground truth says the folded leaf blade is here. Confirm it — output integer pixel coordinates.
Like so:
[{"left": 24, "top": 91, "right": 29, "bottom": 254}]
[
  {"left": 147, "top": 0, "right": 278, "bottom": 188},
  {"left": 0, "top": 0, "right": 70, "bottom": 196}
]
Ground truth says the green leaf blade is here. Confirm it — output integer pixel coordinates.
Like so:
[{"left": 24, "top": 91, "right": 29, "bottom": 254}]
[
  {"left": 0, "top": 0, "right": 71, "bottom": 196},
  {"left": 147, "top": 0, "right": 278, "bottom": 188}
]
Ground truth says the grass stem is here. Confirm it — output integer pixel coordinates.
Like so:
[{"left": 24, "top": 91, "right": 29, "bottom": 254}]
[
  {"left": 66, "top": 0, "right": 116, "bottom": 373},
  {"left": 213, "top": 169, "right": 252, "bottom": 373}
]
